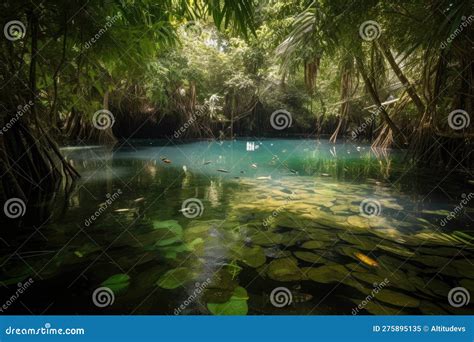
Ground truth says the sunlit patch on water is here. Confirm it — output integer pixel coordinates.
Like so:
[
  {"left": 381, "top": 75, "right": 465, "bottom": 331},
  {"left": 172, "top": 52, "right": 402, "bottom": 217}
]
[{"left": 1, "top": 139, "right": 473, "bottom": 315}]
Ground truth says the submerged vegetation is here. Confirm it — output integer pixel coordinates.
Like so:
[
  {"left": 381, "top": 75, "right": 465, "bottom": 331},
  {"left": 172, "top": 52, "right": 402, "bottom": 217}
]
[{"left": 0, "top": 0, "right": 473, "bottom": 316}]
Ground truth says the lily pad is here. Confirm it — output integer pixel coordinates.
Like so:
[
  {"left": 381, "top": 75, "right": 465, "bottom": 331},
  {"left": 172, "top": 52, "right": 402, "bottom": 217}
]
[
  {"left": 351, "top": 272, "right": 385, "bottom": 286},
  {"left": 301, "top": 240, "right": 326, "bottom": 249},
  {"left": 156, "top": 267, "right": 194, "bottom": 289},
  {"left": 303, "top": 264, "right": 349, "bottom": 284},
  {"left": 153, "top": 220, "right": 182, "bottom": 232},
  {"left": 233, "top": 245, "right": 266, "bottom": 268},
  {"left": 101, "top": 274, "right": 130, "bottom": 294},
  {"left": 337, "top": 234, "right": 376, "bottom": 250},
  {"left": 249, "top": 231, "right": 283, "bottom": 245},
  {"left": 264, "top": 247, "right": 292, "bottom": 259},
  {"left": 267, "top": 257, "right": 303, "bottom": 281},
  {"left": 375, "top": 289, "right": 420, "bottom": 308},
  {"left": 207, "top": 286, "right": 249, "bottom": 315},
  {"left": 293, "top": 251, "right": 327, "bottom": 264},
  {"left": 416, "top": 255, "right": 452, "bottom": 268},
  {"left": 376, "top": 244, "right": 415, "bottom": 257},
  {"left": 347, "top": 216, "right": 370, "bottom": 229},
  {"left": 152, "top": 220, "right": 183, "bottom": 246}
]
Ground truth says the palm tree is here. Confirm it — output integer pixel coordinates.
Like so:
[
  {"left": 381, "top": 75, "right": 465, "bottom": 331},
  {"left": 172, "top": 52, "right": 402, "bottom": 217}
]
[{"left": 0, "top": 0, "right": 256, "bottom": 207}]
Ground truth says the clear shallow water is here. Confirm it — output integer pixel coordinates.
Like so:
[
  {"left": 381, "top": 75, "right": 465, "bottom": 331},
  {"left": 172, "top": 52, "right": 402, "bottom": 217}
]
[{"left": 1, "top": 139, "right": 473, "bottom": 315}]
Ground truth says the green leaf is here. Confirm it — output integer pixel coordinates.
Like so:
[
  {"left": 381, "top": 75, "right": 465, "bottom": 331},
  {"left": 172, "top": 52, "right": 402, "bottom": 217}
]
[
  {"left": 101, "top": 274, "right": 130, "bottom": 294},
  {"left": 156, "top": 267, "right": 193, "bottom": 289},
  {"left": 207, "top": 286, "right": 249, "bottom": 315}
]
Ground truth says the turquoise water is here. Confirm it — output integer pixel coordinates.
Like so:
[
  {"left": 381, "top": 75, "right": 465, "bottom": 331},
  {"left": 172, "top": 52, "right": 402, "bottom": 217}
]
[{"left": 1, "top": 139, "right": 473, "bottom": 315}]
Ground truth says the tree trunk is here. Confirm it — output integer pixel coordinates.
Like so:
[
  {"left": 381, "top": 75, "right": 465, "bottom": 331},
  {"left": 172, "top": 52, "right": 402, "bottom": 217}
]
[
  {"left": 376, "top": 40, "right": 425, "bottom": 115},
  {"left": 356, "top": 56, "right": 407, "bottom": 146}
]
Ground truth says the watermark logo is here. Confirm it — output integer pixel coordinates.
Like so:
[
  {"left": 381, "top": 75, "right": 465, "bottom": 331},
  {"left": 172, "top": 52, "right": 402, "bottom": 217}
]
[
  {"left": 448, "top": 287, "right": 470, "bottom": 307},
  {"left": 173, "top": 102, "right": 210, "bottom": 139},
  {"left": 84, "top": 189, "right": 122, "bottom": 227},
  {"left": 270, "top": 287, "right": 293, "bottom": 307},
  {"left": 351, "top": 96, "right": 394, "bottom": 139},
  {"left": 174, "top": 279, "right": 211, "bottom": 315},
  {"left": 84, "top": 13, "right": 122, "bottom": 49},
  {"left": 4, "top": 198, "right": 26, "bottom": 219},
  {"left": 352, "top": 278, "right": 390, "bottom": 315},
  {"left": 263, "top": 193, "right": 296, "bottom": 227},
  {"left": 0, "top": 101, "right": 34, "bottom": 136},
  {"left": 270, "top": 109, "right": 292, "bottom": 130},
  {"left": 0, "top": 278, "right": 34, "bottom": 313},
  {"left": 359, "top": 20, "right": 381, "bottom": 41},
  {"left": 441, "top": 15, "right": 474, "bottom": 49},
  {"left": 440, "top": 192, "right": 473, "bottom": 226},
  {"left": 180, "top": 198, "right": 204, "bottom": 218},
  {"left": 448, "top": 109, "right": 470, "bottom": 130},
  {"left": 4, "top": 20, "right": 26, "bottom": 41},
  {"left": 92, "top": 287, "right": 115, "bottom": 308},
  {"left": 92, "top": 109, "right": 115, "bottom": 130},
  {"left": 359, "top": 198, "right": 382, "bottom": 218}
]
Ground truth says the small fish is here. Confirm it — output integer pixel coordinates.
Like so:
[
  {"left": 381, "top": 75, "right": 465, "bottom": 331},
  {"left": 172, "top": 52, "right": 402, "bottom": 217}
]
[
  {"left": 234, "top": 176, "right": 240, "bottom": 179},
  {"left": 203, "top": 161, "right": 212, "bottom": 165},
  {"left": 162, "top": 159, "right": 172, "bottom": 164},
  {"left": 290, "top": 169, "right": 298, "bottom": 174},
  {"left": 182, "top": 165, "right": 187, "bottom": 172},
  {"left": 114, "top": 208, "right": 132, "bottom": 213},
  {"left": 354, "top": 252, "right": 379, "bottom": 267},
  {"left": 133, "top": 197, "right": 145, "bottom": 203},
  {"left": 240, "top": 170, "right": 245, "bottom": 174},
  {"left": 217, "top": 169, "right": 230, "bottom": 173},
  {"left": 251, "top": 163, "right": 257, "bottom": 168},
  {"left": 257, "top": 176, "right": 272, "bottom": 180},
  {"left": 292, "top": 292, "right": 313, "bottom": 303},
  {"left": 321, "top": 173, "right": 330, "bottom": 177}
]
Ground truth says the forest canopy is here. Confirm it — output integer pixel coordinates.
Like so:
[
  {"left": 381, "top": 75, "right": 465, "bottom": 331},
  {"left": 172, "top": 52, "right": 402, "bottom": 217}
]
[{"left": 0, "top": 0, "right": 473, "bottom": 201}]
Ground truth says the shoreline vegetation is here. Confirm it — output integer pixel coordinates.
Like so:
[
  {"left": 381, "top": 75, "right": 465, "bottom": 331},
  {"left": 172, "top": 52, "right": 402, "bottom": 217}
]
[{"left": 1, "top": 0, "right": 473, "bottom": 205}]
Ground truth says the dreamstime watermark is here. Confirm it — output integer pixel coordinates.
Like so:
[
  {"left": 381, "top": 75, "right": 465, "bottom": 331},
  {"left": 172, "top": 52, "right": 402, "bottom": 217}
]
[
  {"left": 448, "top": 287, "right": 470, "bottom": 307},
  {"left": 174, "top": 278, "right": 211, "bottom": 315},
  {"left": 440, "top": 192, "right": 473, "bottom": 227},
  {"left": 352, "top": 278, "right": 390, "bottom": 315},
  {"left": 359, "top": 20, "right": 381, "bottom": 41},
  {"left": 270, "top": 287, "right": 293, "bottom": 307},
  {"left": 173, "top": 103, "right": 210, "bottom": 138},
  {"left": 0, "top": 278, "right": 34, "bottom": 313},
  {"left": 180, "top": 198, "right": 204, "bottom": 218},
  {"left": 92, "top": 109, "right": 115, "bottom": 130},
  {"left": 270, "top": 109, "right": 292, "bottom": 130},
  {"left": 263, "top": 193, "right": 296, "bottom": 227},
  {"left": 5, "top": 323, "right": 85, "bottom": 336},
  {"left": 359, "top": 198, "right": 382, "bottom": 218},
  {"left": 448, "top": 109, "right": 470, "bottom": 130},
  {"left": 441, "top": 15, "right": 474, "bottom": 49},
  {"left": 352, "top": 96, "right": 394, "bottom": 139},
  {"left": 92, "top": 287, "right": 114, "bottom": 308},
  {"left": 0, "top": 101, "right": 34, "bottom": 136},
  {"left": 84, "top": 13, "right": 122, "bottom": 49},
  {"left": 3, "top": 198, "right": 26, "bottom": 219},
  {"left": 4, "top": 20, "right": 26, "bottom": 41},
  {"left": 84, "top": 189, "right": 122, "bottom": 227}
]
